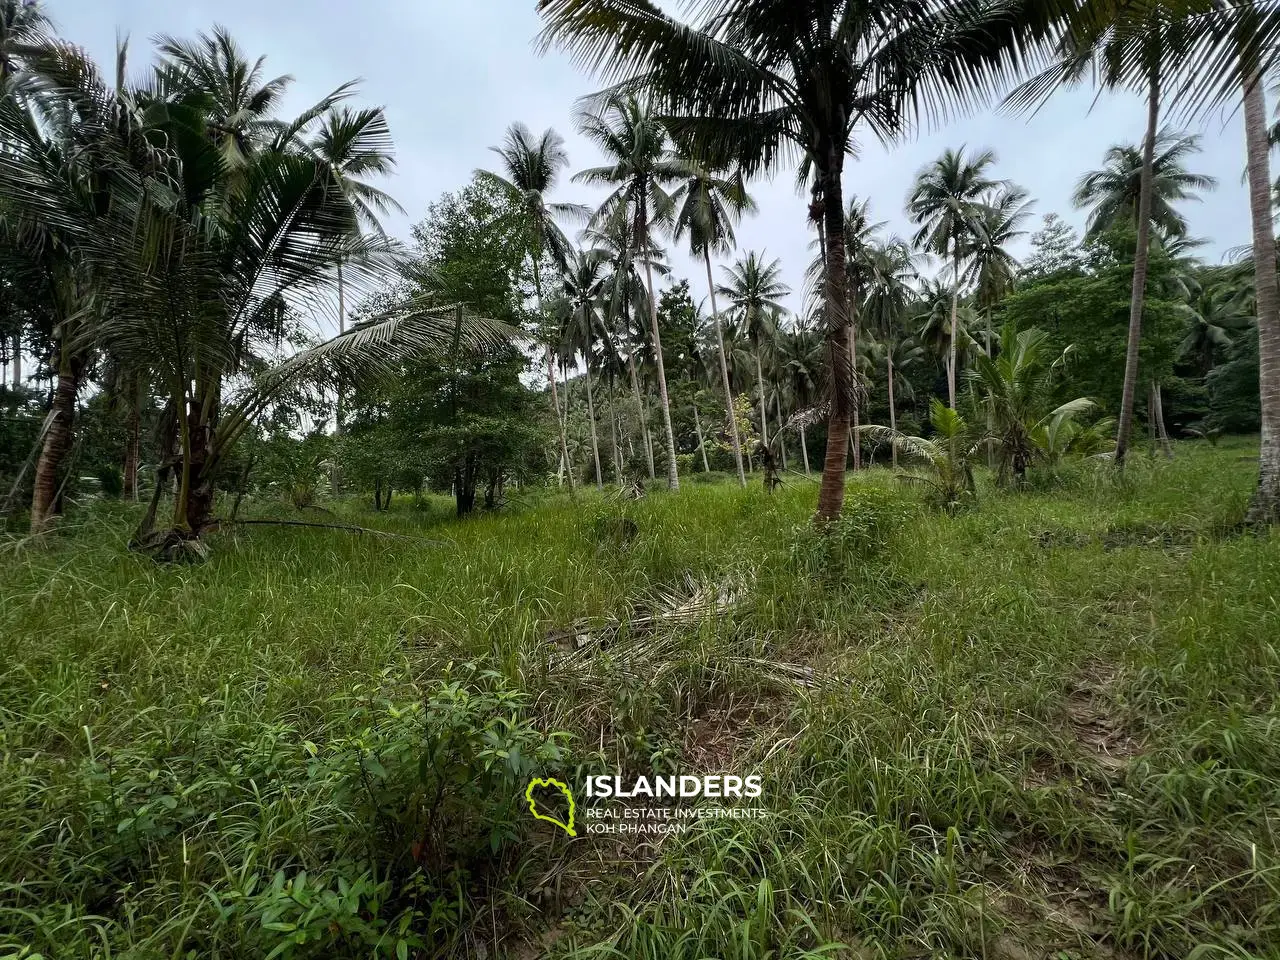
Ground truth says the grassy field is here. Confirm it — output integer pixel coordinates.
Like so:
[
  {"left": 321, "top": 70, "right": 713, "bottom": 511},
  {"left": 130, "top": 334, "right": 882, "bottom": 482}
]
[{"left": 2, "top": 439, "right": 1279, "bottom": 960}]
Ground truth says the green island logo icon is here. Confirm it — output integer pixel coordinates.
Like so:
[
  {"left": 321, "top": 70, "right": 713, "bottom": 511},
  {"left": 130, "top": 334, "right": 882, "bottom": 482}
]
[{"left": 525, "top": 777, "right": 576, "bottom": 837}]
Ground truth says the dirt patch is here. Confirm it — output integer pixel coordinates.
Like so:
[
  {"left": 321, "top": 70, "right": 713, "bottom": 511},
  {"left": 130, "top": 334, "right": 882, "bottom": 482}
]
[
  {"left": 1064, "top": 664, "right": 1143, "bottom": 774},
  {"left": 683, "top": 696, "right": 790, "bottom": 772}
]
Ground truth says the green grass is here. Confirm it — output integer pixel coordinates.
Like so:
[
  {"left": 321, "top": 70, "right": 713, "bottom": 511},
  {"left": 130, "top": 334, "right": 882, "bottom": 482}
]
[{"left": 2, "top": 438, "right": 1278, "bottom": 959}]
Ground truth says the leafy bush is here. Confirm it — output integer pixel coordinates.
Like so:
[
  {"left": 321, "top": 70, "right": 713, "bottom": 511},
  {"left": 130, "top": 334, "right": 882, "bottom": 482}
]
[{"left": 327, "top": 664, "right": 570, "bottom": 871}]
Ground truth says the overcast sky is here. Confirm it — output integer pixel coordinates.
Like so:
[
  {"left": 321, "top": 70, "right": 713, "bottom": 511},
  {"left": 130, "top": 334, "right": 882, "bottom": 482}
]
[{"left": 56, "top": 0, "right": 1252, "bottom": 327}]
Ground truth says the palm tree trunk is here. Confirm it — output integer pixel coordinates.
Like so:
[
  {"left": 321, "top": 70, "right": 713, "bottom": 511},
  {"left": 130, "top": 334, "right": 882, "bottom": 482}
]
[
  {"left": 775, "top": 391, "right": 788, "bottom": 470},
  {"left": 583, "top": 345, "right": 603, "bottom": 490},
  {"left": 1115, "top": 67, "right": 1161, "bottom": 469},
  {"left": 693, "top": 402, "right": 710, "bottom": 472},
  {"left": 888, "top": 354, "right": 899, "bottom": 470},
  {"left": 800, "top": 421, "right": 811, "bottom": 474},
  {"left": 335, "top": 260, "right": 346, "bottom": 432},
  {"left": 641, "top": 390, "right": 657, "bottom": 476},
  {"left": 534, "top": 258, "right": 574, "bottom": 494},
  {"left": 628, "top": 351, "right": 655, "bottom": 481},
  {"left": 1243, "top": 63, "right": 1280, "bottom": 524},
  {"left": 816, "top": 160, "right": 852, "bottom": 523},
  {"left": 706, "top": 250, "right": 746, "bottom": 486},
  {"left": 848, "top": 302, "right": 862, "bottom": 469},
  {"left": 1153, "top": 381, "right": 1172, "bottom": 458},
  {"left": 123, "top": 372, "right": 140, "bottom": 502},
  {"left": 948, "top": 241, "right": 961, "bottom": 410},
  {"left": 755, "top": 348, "right": 769, "bottom": 447},
  {"left": 608, "top": 376, "right": 623, "bottom": 486},
  {"left": 642, "top": 238, "right": 680, "bottom": 490},
  {"left": 30, "top": 345, "right": 82, "bottom": 534}
]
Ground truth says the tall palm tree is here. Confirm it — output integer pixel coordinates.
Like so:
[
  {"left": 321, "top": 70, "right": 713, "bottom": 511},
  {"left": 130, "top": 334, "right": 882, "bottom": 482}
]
[
  {"left": 478, "top": 122, "right": 586, "bottom": 493},
  {"left": 719, "top": 252, "right": 789, "bottom": 451},
  {"left": 586, "top": 209, "right": 666, "bottom": 480},
  {"left": 561, "top": 248, "right": 609, "bottom": 488},
  {"left": 866, "top": 239, "right": 924, "bottom": 468},
  {"left": 1006, "top": 0, "right": 1229, "bottom": 470},
  {"left": 672, "top": 157, "right": 755, "bottom": 486},
  {"left": 1072, "top": 131, "right": 1215, "bottom": 239},
  {"left": 537, "top": 0, "right": 1039, "bottom": 520},
  {"left": 908, "top": 146, "right": 1003, "bottom": 410},
  {"left": 575, "top": 94, "right": 688, "bottom": 489},
  {"left": 966, "top": 185, "right": 1034, "bottom": 320},
  {"left": 309, "top": 105, "right": 404, "bottom": 458},
  {"left": 1242, "top": 66, "right": 1280, "bottom": 523},
  {"left": 777, "top": 316, "right": 824, "bottom": 474},
  {"left": 1, "top": 33, "right": 506, "bottom": 543}
]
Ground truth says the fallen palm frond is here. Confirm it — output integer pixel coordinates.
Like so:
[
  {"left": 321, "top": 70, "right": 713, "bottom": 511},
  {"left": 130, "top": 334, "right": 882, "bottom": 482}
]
[
  {"left": 543, "top": 571, "right": 823, "bottom": 695},
  {"left": 545, "top": 571, "right": 752, "bottom": 654}
]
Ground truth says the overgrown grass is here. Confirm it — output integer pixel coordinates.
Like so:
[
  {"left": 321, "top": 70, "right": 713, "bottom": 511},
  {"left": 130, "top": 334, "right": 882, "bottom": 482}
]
[{"left": 2, "top": 438, "right": 1277, "bottom": 959}]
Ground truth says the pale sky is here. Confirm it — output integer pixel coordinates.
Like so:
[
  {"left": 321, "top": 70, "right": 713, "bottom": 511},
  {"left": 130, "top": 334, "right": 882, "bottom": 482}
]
[{"left": 56, "top": 0, "right": 1255, "bottom": 329}]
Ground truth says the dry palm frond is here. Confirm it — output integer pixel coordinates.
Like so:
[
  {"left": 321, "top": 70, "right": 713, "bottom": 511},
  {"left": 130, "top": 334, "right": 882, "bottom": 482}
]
[{"left": 543, "top": 573, "right": 822, "bottom": 695}]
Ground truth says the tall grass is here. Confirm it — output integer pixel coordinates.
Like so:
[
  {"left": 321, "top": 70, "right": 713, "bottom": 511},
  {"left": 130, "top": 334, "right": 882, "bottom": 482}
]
[{"left": 1, "top": 439, "right": 1277, "bottom": 958}]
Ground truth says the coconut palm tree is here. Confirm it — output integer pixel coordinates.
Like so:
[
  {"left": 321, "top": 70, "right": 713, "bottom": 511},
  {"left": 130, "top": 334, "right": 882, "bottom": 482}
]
[
  {"left": 0, "top": 0, "right": 50, "bottom": 86},
  {"left": 1179, "top": 283, "right": 1251, "bottom": 376},
  {"left": 672, "top": 156, "right": 755, "bottom": 485},
  {"left": 478, "top": 122, "right": 586, "bottom": 493},
  {"left": 575, "top": 94, "right": 688, "bottom": 490},
  {"left": 908, "top": 147, "right": 1004, "bottom": 410},
  {"left": 537, "top": 0, "right": 1041, "bottom": 520},
  {"left": 560, "top": 248, "right": 609, "bottom": 488},
  {"left": 586, "top": 209, "right": 667, "bottom": 480},
  {"left": 776, "top": 315, "right": 824, "bottom": 474},
  {"left": 1004, "top": 0, "right": 1251, "bottom": 471},
  {"left": 969, "top": 324, "right": 1100, "bottom": 486},
  {"left": 1072, "top": 131, "right": 1215, "bottom": 240},
  {"left": 719, "top": 252, "right": 789, "bottom": 451},
  {"left": 863, "top": 400, "right": 984, "bottom": 512},
  {"left": 1, "top": 33, "right": 507, "bottom": 545},
  {"left": 1239, "top": 48, "right": 1280, "bottom": 523},
  {"left": 309, "top": 105, "right": 404, "bottom": 475},
  {"left": 965, "top": 185, "right": 1034, "bottom": 320}
]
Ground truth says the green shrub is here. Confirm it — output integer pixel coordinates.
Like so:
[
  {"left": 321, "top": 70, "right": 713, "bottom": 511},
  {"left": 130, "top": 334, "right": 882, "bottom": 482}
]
[{"left": 788, "top": 485, "right": 918, "bottom": 582}]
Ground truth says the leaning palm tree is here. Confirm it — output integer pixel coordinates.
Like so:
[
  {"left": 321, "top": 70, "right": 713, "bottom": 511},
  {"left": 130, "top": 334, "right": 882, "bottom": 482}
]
[
  {"left": 537, "top": 0, "right": 1044, "bottom": 521},
  {"left": 1073, "top": 131, "right": 1215, "bottom": 240},
  {"left": 672, "top": 156, "right": 755, "bottom": 485},
  {"left": 719, "top": 251, "right": 789, "bottom": 450},
  {"left": 908, "top": 146, "right": 1004, "bottom": 410},
  {"left": 478, "top": 122, "right": 587, "bottom": 493},
  {"left": 575, "top": 94, "right": 688, "bottom": 490}
]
